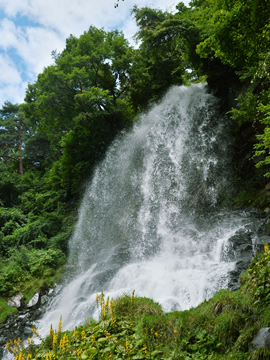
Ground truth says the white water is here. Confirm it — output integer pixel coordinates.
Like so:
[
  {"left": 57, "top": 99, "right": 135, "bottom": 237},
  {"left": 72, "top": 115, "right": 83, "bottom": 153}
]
[{"left": 33, "top": 85, "right": 254, "bottom": 336}]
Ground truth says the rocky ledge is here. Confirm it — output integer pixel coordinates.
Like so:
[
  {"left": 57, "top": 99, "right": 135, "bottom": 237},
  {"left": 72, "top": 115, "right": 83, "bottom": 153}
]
[{"left": 0, "top": 288, "right": 55, "bottom": 359}]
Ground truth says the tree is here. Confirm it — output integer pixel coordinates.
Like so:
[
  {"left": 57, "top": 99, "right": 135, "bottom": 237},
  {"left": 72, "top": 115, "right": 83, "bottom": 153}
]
[
  {"left": 114, "top": 0, "right": 124, "bottom": 8},
  {"left": 129, "top": 5, "right": 200, "bottom": 110},
  {"left": 0, "top": 102, "right": 28, "bottom": 176},
  {"left": 23, "top": 26, "right": 134, "bottom": 195},
  {"left": 192, "top": 0, "right": 270, "bottom": 74}
]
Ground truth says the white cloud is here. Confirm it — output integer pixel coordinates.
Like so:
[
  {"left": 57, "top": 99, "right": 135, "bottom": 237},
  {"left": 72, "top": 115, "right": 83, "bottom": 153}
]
[
  {"left": 17, "top": 26, "right": 64, "bottom": 76},
  {"left": 0, "top": 53, "right": 21, "bottom": 84},
  {"left": 0, "top": 53, "right": 26, "bottom": 105},
  {"left": 0, "top": 0, "right": 190, "bottom": 105},
  {"left": 0, "top": 19, "right": 64, "bottom": 85},
  {"left": 0, "top": 81, "right": 27, "bottom": 106},
  {"left": 0, "top": 18, "right": 20, "bottom": 50}
]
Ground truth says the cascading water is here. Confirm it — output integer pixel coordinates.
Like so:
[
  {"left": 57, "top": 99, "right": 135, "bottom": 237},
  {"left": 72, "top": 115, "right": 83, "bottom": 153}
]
[
  {"left": 34, "top": 83, "right": 253, "bottom": 336},
  {"left": 2, "top": 84, "right": 263, "bottom": 359}
]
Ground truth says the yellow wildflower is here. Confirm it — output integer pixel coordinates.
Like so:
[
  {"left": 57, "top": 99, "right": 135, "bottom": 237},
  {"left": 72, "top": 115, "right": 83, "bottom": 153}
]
[
  {"left": 77, "top": 348, "right": 82, "bottom": 359},
  {"left": 91, "top": 335, "right": 96, "bottom": 346},
  {"left": 6, "top": 341, "right": 12, "bottom": 353},
  {"left": 142, "top": 344, "right": 147, "bottom": 354},
  {"left": 81, "top": 330, "right": 86, "bottom": 342},
  {"left": 58, "top": 316, "right": 62, "bottom": 334},
  {"left": 60, "top": 333, "right": 69, "bottom": 352},
  {"left": 104, "top": 330, "right": 112, "bottom": 340},
  {"left": 52, "top": 333, "right": 58, "bottom": 348},
  {"left": 100, "top": 292, "right": 104, "bottom": 306},
  {"left": 50, "top": 325, "right": 54, "bottom": 339},
  {"left": 126, "top": 339, "right": 131, "bottom": 356},
  {"left": 131, "top": 290, "right": 135, "bottom": 303},
  {"left": 73, "top": 328, "right": 78, "bottom": 339}
]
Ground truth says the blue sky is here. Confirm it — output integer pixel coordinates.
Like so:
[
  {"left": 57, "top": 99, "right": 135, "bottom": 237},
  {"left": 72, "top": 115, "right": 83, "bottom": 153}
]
[{"left": 0, "top": 0, "right": 190, "bottom": 107}]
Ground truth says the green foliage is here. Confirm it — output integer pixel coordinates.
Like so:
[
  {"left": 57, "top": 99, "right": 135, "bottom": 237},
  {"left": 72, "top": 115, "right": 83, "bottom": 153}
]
[
  {"left": 0, "top": 298, "right": 17, "bottom": 323},
  {"left": 249, "top": 348, "right": 270, "bottom": 360},
  {"left": 193, "top": 0, "right": 270, "bottom": 72},
  {"left": 0, "top": 247, "right": 66, "bottom": 296},
  {"left": 114, "top": 294, "right": 163, "bottom": 320},
  {"left": 23, "top": 26, "right": 135, "bottom": 196},
  {"left": 2, "top": 5, "right": 270, "bottom": 359},
  {"left": 0, "top": 164, "right": 24, "bottom": 207},
  {"left": 182, "top": 0, "right": 270, "bottom": 183},
  {"left": 230, "top": 93, "right": 258, "bottom": 128},
  {"left": 243, "top": 247, "right": 270, "bottom": 303},
  {"left": 10, "top": 255, "right": 270, "bottom": 360},
  {"left": 130, "top": 5, "right": 199, "bottom": 110},
  {"left": 0, "top": 102, "right": 28, "bottom": 175}
]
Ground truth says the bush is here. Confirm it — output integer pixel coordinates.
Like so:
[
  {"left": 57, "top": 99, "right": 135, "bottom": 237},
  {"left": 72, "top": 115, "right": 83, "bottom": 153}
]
[{"left": 0, "top": 247, "right": 66, "bottom": 296}]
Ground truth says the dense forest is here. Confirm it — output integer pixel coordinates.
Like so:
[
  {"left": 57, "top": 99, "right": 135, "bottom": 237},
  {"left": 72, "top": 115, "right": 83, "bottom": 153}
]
[{"left": 1, "top": 0, "right": 270, "bottom": 358}]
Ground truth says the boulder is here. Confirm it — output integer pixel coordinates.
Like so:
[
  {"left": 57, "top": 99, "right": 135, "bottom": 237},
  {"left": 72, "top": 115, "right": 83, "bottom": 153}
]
[
  {"left": 250, "top": 328, "right": 270, "bottom": 351},
  {"left": 23, "top": 326, "right": 33, "bottom": 336},
  {"left": 8, "top": 293, "right": 25, "bottom": 308},
  {"left": 27, "top": 292, "right": 41, "bottom": 308}
]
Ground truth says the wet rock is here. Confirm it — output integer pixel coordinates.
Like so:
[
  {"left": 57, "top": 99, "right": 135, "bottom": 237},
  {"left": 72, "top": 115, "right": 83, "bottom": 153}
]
[
  {"left": 224, "top": 220, "right": 268, "bottom": 291},
  {"left": 222, "top": 228, "right": 254, "bottom": 265},
  {"left": 27, "top": 292, "right": 41, "bottom": 308},
  {"left": 23, "top": 326, "right": 33, "bottom": 336},
  {"left": 18, "top": 312, "right": 31, "bottom": 324},
  {"left": 250, "top": 328, "right": 270, "bottom": 351},
  {"left": 41, "top": 295, "right": 50, "bottom": 305},
  {"left": 254, "top": 235, "right": 270, "bottom": 253}
]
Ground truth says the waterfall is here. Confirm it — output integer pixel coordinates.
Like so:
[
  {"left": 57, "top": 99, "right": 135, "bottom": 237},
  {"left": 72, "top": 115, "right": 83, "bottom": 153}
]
[{"left": 31, "top": 84, "right": 256, "bottom": 336}]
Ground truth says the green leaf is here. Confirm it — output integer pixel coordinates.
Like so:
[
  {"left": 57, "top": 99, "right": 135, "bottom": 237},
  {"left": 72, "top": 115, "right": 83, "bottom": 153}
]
[{"left": 98, "top": 337, "right": 108, "bottom": 343}]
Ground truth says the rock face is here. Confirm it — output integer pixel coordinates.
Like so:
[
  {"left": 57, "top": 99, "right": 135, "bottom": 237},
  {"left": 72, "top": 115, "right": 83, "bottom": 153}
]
[
  {"left": 250, "top": 328, "right": 270, "bottom": 351},
  {"left": 223, "top": 228, "right": 254, "bottom": 291},
  {"left": 224, "top": 209, "right": 270, "bottom": 291}
]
